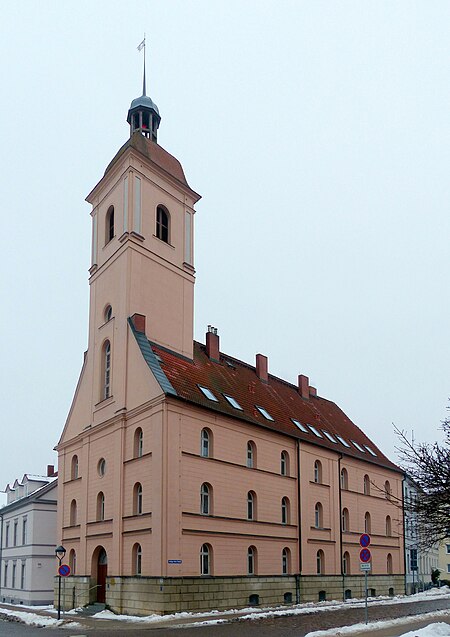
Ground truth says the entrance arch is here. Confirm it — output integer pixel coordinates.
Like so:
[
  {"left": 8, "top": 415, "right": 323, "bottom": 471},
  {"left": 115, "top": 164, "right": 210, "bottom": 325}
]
[{"left": 92, "top": 546, "right": 108, "bottom": 603}]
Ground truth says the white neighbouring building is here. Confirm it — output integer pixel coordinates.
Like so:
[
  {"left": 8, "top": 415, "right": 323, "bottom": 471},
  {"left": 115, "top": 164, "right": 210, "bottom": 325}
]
[{"left": 0, "top": 469, "right": 57, "bottom": 605}]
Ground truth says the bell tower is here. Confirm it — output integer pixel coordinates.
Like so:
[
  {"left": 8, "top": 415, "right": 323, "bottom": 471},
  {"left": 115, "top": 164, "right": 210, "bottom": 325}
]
[{"left": 126, "top": 41, "right": 161, "bottom": 141}]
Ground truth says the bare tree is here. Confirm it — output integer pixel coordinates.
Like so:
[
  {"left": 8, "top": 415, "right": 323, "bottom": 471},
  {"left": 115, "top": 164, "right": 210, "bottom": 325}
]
[{"left": 395, "top": 418, "right": 450, "bottom": 548}]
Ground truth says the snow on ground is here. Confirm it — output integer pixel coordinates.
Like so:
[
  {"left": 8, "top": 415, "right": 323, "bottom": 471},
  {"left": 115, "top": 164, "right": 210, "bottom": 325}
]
[{"left": 0, "top": 607, "right": 82, "bottom": 628}]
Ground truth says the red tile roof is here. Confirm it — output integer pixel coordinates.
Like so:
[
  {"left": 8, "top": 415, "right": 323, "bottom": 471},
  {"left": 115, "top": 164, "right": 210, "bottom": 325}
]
[{"left": 149, "top": 340, "right": 400, "bottom": 473}]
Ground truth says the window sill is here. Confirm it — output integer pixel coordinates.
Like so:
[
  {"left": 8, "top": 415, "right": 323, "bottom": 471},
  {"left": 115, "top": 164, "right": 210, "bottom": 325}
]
[
  {"left": 94, "top": 396, "right": 114, "bottom": 410},
  {"left": 152, "top": 234, "right": 175, "bottom": 249}
]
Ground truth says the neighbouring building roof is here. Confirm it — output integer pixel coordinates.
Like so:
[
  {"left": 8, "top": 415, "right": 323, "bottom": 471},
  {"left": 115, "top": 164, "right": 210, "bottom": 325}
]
[
  {"left": 131, "top": 324, "right": 400, "bottom": 473},
  {"left": 1, "top": 478, "right": 57, "bottom": 513}
]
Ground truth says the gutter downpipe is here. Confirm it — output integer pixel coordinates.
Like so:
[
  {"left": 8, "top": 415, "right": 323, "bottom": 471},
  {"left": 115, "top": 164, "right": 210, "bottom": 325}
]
[
  {"left": 402, "top": 474, "right": 407, "bottom": 595},
  {"left": 296, "top": 438, "right": 302, "bottom": 604},
  {"left": 338, "top": 453, "right": 343, "bottom": 601}
]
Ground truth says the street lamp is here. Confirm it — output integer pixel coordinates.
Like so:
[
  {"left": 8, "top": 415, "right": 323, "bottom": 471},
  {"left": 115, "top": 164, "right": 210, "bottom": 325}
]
[{"left": 55, "top": 545, "right": 66, "bottom": 620}]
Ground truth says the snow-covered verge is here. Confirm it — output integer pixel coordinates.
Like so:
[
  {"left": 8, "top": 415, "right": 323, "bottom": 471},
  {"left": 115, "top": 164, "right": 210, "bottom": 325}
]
[
  {"left": 0, "top": 607, "right": 81, "bottom": 629},
  {"left": 304, "top": 611, "right": 450, "bottom": 637}
]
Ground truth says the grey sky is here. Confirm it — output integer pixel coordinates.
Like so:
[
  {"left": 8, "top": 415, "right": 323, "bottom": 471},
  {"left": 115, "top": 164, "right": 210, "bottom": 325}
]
[{"left": 1, "top": 1, "right": 449, "bottom": 497}]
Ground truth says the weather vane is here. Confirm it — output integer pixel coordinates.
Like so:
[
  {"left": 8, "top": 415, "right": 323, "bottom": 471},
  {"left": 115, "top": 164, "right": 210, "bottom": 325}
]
[{"left": 137, "top": 34, "right": 146, "bottom": 96}]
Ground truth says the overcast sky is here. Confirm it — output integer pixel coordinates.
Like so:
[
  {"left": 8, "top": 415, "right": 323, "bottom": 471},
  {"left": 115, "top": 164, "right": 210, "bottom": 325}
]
[{"left": 1, "top": 1, "right": 449, "bottom": 498}]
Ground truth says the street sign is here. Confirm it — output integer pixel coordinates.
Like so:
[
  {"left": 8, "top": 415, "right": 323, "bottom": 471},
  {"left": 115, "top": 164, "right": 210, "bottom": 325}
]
[
  {"left": 359, "top": 533, "right": 371, "bottom": 548},
  {"left": 168, "top": 560, "right": 182, "bottom": 564},
  {"left": 58, "top": 564, "right": 71, "bottom": 577},
  {"left": 360, "top": 548, "right": 371, "bottom": 563},
  {"left": 360, "top": 563, "right": 371, "bottom": 571}
]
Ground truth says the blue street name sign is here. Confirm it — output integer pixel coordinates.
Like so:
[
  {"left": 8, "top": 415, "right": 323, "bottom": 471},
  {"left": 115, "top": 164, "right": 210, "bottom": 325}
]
[{"left": 168, "top": 560, "right": 182, "bottom": 564}]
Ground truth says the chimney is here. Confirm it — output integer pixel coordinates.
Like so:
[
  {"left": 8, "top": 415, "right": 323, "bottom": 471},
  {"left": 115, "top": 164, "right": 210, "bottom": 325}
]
[
  {"left": 130, "top": 313, "right": 146, "bottom": 334},
  {"left": 256, "top": 354, "right": 268, "bottom": 383},
  {"left": 298, "top": 374, "right": 309, "bottom": 400},
  {"left": 206, "top": 325, "right": 220, "bottom": 361},
  {"left": 309, "top": 386, "right": 317, "bottom": 397},
  {"left": 47, "top": 465, "right": 55, "bottom": 477}
]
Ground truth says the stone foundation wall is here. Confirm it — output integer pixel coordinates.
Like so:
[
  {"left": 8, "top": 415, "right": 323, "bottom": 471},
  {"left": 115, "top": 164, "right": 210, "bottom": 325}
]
[
  {"left": 53, "top": 576, "right": 91, "bottom": 610},
  {"left": 300, "top": 574, "right": 405, "bottom": 602}
]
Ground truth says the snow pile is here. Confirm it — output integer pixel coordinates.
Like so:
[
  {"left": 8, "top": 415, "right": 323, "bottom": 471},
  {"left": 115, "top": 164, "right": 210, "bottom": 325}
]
[
  {"left": 0, "top": 607, "right": 81, "bottom": 628},
  {"left": 399, "top": 623, "right": 450, "bottom": 637}
]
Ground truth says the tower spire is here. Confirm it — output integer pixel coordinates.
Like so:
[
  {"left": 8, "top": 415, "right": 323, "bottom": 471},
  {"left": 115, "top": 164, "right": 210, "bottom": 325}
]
[
  {"left": 128, "top": 35, "right": 161, "bottom": 142},
  {"left": 139, "top": 34, "right": 147, "bottom": 96}
]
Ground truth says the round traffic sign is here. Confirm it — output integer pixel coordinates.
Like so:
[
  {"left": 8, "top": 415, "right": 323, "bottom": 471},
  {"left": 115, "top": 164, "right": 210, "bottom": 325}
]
[
  {"left": 58, "top": 564, "right": 71, "bottom": 577},
  {"left": 360, "top": 548, "right": 371, "bottom": 563},
  {"left": 359, "top": 533, "right": 371, "bottom": 548}
]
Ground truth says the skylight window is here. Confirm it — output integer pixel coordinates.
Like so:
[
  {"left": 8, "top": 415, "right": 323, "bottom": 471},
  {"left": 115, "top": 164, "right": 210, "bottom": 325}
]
[
  {"left": 322, "top": 430, "right": 337, "bottom": 444},
  {"left": 335, "top": 434, "right": 351, "bottom": 448},
  {"left": 364, "top": 445, "right": 377, "bottom": 457},
  {"left": 292, "top": 419, "right": 308, "bottom": 433},
  {"left": 198, "top": 385, "right": 219, "bottom": 402},
  {"left": 351, "top": 440, "right": 366, "bottom": 453},
  {"left": 223, "top": 394, "right": 243, "bottom": 410},
  {"left": 308, "top": 425, "right": 323, "bottom": 438},
  {"left": 255, "top": 405, "right": 274, "bottom": 421}
]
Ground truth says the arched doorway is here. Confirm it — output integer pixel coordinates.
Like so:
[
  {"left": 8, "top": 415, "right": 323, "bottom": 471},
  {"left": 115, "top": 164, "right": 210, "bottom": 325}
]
[{"left": 97, "top": 548, "right": 107, "bottom": 603}]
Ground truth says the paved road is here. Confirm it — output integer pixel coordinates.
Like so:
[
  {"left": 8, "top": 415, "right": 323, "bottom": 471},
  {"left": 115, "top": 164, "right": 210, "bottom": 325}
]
[{"left": 0, "top": 597, "right": 449, "bottom": 636}]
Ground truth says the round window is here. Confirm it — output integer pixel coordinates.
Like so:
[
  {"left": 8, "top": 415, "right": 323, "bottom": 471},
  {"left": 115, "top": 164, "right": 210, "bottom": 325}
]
[{"left": 98, "top": 458, "right": 106, "bottom": 477}]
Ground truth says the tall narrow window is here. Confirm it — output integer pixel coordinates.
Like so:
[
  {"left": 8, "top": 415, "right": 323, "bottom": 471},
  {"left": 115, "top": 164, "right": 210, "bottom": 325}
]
[
  {"left": 133, "top": 543, "right": 142, "bottom": 575},
  {"left": 280, "top": 451, "right": 289, "bottom": 476},
  {"left": 364, "top": 511, "right": 371, "bottom": 534},
  {"left": 156, "top": 205, "right": 169, "bottom": 243},
  {"left": 343, "top": 551, "right": 350, "bottom": 575},
  {"left": 385, "top": 481, "right": 391, "bottom": 500},
  {"left": 247, "top": 441, "right": 256, "bottom": 468},
  {"left": 363, "top": 474, "right": 370, "bottom": 495},
  {"left": 281, "top": 497, "right": 290, "bottom": 525},
  {"left": 315, "top": 502, "right": 323, "bottom": 528},
  {"left": 20, "top": 562, "right": 26, "bottom": 589},
  {"left": 340, "top": 468, "right": 348, "bottom": 490},
  {"left": 12, "top": 562, "right": 16, "bottom": 588},
  {"left": 201, "top": 428, "right": 211, "bottom": 458},
  {"left": 22, "top": 518, "right": 27, "bottom": 545},
  {"left": 105, "top": 205, "right": 114, "bottom": 244},
  {"left": 5, "top": 524, "right": 9, "bottom": 548},
  {"left": 134, "top": 483, "right": 143, "bottom": 515},
  {"left": 103, "top": 340, "right": 111, "bottom": 399},
  {"left": 200, "top": 543, "right": 211, "bottom": 576},
  {"left": 13, "top": 521, "right": 17, "bottom": 546},
  {"left": 104, "top": 305, "right": 113, "bottom": 322},
  {"left": 71, "top": 455, "right": 79, "bottom": 480},
  {"left": 247, "top": 491, "right": 256, "bottom": 520},
  {"left": 69, "top": 549, "right": 76, "bottom": 575},
  {"left": 247, "top": 546, "right": 256, "bottom": 575},
  {"left": 387, "top": 553, "right": 393, "bottom": 574},
  {"left": 282, "top": 547, "right": 290, "bottom": 574},
  {"left": 314, "top": 460, "right": 322, "bottom": 483},
  {"left": 3, "top": 562, "right": 8, "bottom": 587},
  {"left": 316, "top": 550, "right": 324, "bottom": 575},
  {"left": 386, "top": 515, "right": 392, "bottom": 536},
  {"left": 134, "top": 427, "right": 143, "bottom": 458},
  {"left": 96, "top": 492, "right": 105, "bottom": 521},
  {"left": 200, "top": 483, "right": 211, "bottom": 515},
  {"left": 342, "top": 508, "right": 349, "bottom": 532}
]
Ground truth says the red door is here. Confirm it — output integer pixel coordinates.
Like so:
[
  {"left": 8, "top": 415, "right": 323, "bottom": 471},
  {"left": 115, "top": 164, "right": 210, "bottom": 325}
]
[{"left": 97, "top": 549, "right": 107, "bottom": 603}]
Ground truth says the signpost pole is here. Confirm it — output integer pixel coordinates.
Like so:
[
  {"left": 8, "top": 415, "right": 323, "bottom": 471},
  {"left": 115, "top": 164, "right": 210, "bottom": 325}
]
[{"left": 364, "top": 571, "right": 368, "bottom": 624}]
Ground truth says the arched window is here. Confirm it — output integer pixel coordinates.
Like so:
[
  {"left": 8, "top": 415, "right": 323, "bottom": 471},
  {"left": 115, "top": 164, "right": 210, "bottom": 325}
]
[
  {"left": 281, "top": 497, "right": 290, "bottom": 525},
  {"left": 385, "top": 480, "right": 391, "bottom": 500},
  {"left": 156, "top": 205, "right": 169, "bottom": 243},
  {"left": 133, "top": 543, "right": 142, "bottom": 576},
  {"left": 363, "top": 474, "right": 370, "bottom": 495},
  {"left": 70, "top": 499, "right": 77, "bottom": 526},
  {"left": 69, "top": 549, "right": 76, "bottom": 575},
  {"left": 342, "top": 507, "right": 349, "bottom": 532},
  {"left": 316, "top": 549, "right": 324, "bottom": 575},
  {"left": 134, "top": 482, "right": 143, "bottom": 515},
  {"left": 386, "top": 515, "right": 392, "bottom": 536},
  {"left": 315, "top": 502, "right": 323, "bottom": 528},
  {"left": 247, "top": 441, "right": 256, "bottom": 468},
  {"left": 282, "top": 547, "right": 291, "bottom": 575},
  {"left": 201, "top": 483, "right": 211, "bottom": 515},
  {"left": 343, "top": 551, "right": 350, "bottom": 575},
  {"left": 96, "top": 492, "right": 105, "bottom": 521},
  {"left": 201, "top": 428, "right": 211, "bottom": 458},
  {"left": 314, "top": 460, "right": 322, "bottom": 484},
  {"left": 71, "top": 455, "right": 79, "bottom": 480},
  {"left": 102, "top": 340, "right": 111, "bottom": 400},
  {"left": 340, "top": 468, "right": 348, "bottom": 490},
  {"left": 364, "top": 511, "right": 371, "bottom": 534},
  {"left": 104, "top": 305, "right": 113, "bottom": 322},
  {"left": 247, "top": 491, "right": 256, "bottom": 520},
  {"left": 105, "top": 205, "right": 114, "bottom": 244},
  {"left": 134, "top": 427, "right": 143, "bottom": 458},
  {"left": 247, "top": 546, "right": 257, "bottom": 575},
  {"left": 280, "top": 451, "right": 289, "bottom": 476},
  {"left": 387, "top": 553, "right": 393, "bottom": 574},
  {"left": 200, "top": 543, "right": 211, "bottom": 576}
]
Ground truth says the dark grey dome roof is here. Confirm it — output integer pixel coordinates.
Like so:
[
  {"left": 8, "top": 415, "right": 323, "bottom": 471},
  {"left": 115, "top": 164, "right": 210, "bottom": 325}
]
[{"left": 128, "top": 94, "right": 160, "bottom": 116}]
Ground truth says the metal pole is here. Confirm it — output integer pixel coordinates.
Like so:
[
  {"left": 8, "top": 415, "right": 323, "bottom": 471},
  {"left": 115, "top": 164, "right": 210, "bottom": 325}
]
[
  {"left": 58, "top": 571, "right": 61, "bottom": 620},
  {"left": 364, "top": 571, "right": 368, "bottom": 624}
]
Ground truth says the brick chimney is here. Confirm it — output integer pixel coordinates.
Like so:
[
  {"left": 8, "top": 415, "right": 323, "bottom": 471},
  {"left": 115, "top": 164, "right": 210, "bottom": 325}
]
[
  {"left": 309, "top": 386, "right": 317, "bottom": 397},
  {"left": 47, "top": 465, "right": 55, "bottom": 477},
  {"left": 206, "top": 325, "right": 219, "bottom": 361},
  {"left": 130, "top": 313, "right": 146, "bottom": 334},
  {"left": 298, "top": 374, "right": 309, "bottom": 400},
  {"left": 256, "top": 354, "right": 268, "bottom": 383}
]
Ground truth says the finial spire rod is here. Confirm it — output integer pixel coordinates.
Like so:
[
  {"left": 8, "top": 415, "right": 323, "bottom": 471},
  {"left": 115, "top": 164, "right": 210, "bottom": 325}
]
[{"left": 137, "top": 34, "right": 146, "bottom": 96}]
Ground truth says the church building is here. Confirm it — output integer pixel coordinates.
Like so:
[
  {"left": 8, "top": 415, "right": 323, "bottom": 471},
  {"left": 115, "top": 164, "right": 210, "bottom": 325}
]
[{"left": 56, "top": 71, "right": 404, "bottom": 615}]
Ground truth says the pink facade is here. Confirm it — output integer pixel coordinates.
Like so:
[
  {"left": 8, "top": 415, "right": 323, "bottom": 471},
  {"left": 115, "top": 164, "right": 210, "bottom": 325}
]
[{"left": 56, "top": 87, "right": 404, "bottom": 613}]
